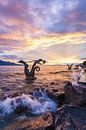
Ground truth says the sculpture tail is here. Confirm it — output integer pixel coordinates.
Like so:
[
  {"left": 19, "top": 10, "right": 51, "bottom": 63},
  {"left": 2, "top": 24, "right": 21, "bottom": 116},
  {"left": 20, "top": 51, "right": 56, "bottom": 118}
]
[{"left": 34, "top": 66, "right": 40, "bottom": 72}]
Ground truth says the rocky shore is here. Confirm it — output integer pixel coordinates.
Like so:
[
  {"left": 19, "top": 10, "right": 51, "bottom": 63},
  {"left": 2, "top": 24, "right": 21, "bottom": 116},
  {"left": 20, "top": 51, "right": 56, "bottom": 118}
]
[
  {"left": 3, "top": 81, "right": 86, "bottom": 130},
  {"left": 5, "top": 112, "right": 54, "bottom": 130},
  {"left": 0, "top": 66, "right": 86, "bottom": 130}
]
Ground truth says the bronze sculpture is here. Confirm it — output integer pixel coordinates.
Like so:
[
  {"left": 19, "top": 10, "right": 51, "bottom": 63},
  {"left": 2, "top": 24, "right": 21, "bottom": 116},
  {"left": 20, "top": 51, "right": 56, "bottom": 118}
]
[
  {"left": 18, "top": 59, "right": 46, "bottom": 80},
  {"left": 67, "top": 64, "right": 73, "bottom": 70}
]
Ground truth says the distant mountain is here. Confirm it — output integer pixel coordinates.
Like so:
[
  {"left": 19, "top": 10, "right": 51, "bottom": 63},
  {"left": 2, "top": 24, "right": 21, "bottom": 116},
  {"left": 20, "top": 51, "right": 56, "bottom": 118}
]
[{"left": 0, "top": 60, "right": 20, "bottom": 66}]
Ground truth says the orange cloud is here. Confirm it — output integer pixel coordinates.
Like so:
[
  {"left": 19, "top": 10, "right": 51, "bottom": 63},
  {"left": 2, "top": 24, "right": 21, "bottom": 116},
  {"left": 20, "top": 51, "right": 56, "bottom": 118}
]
[{"left": 0, "top": 31, "right": 86, "bottom": 64}]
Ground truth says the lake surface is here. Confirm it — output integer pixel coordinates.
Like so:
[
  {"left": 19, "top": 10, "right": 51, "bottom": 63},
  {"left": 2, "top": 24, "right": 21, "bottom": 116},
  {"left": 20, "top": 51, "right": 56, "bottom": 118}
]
[
  {"left": 0, "top": 65, "right": 73, "bottom": 129},
  {"left": 0, "top": 65, "right": 71, "bottom": 88}
]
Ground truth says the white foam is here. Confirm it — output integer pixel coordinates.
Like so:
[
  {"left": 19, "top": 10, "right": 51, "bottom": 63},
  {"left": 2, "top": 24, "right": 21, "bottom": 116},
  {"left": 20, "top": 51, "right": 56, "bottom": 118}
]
[
  {"left": 72, "top": 73, "right": 80, "bottom": 86},
  {"left": 72, "top": 68, "right": 86, "bottom": 86},
  {"left": 0, "top": 89, "right": 57, "bottom": 116},
  {"left": 79, "top": 69, "right": 86, "bottom": 82}
]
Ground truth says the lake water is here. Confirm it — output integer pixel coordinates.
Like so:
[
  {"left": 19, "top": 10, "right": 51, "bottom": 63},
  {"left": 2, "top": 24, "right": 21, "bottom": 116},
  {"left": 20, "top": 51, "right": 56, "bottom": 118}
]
[
  {"left": 0, "top": 65, "right": 71, "bottom": 88},
  {"left": 0, "top": 65, "right": 73, "bottom": 129}
]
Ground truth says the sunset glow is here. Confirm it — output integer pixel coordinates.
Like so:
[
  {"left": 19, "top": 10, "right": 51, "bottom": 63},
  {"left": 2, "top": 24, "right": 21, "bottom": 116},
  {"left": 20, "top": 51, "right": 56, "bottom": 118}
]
[{"left": 0, "top": 0, "right": 86, "bottom": 64}]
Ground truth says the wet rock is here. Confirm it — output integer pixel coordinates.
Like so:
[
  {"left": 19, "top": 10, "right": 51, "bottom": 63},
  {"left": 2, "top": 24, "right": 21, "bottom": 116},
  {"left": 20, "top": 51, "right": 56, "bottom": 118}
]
[
  {"left": 55, "top": 105, "right": 86, "bottom": 130},
  {"left": 52, "top": 88, "right": 58, "bottom": 93},
  {"left": 5, "top": 112, "right": 53, "bottom": 130},
  {"left": 0, "top": 92, "right": 6, "bottom": 100},
  {"left": 46, "top": 90, "right": 65, "bottom": 107},
  {"left": 64, "top": 82, "right": 86, "bottom": 106},
  {"left": 14, "top": 105, "right": 29, "bottom": 115},
  {"left": 1, "top": 87, "right": 10, "bottom": 92},
  {"left": 8, "top": 91, "right": 22, "bottom": 98},
  {"left": 50, "top": 81, "right": 56, "bottom": 85}
]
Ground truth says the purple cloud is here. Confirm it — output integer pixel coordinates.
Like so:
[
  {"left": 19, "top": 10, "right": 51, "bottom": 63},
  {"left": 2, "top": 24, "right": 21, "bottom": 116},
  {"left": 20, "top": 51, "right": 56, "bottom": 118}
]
[
  {"left": 0, "top": 0, "right": 86, "bottom": 63},
  {"left": 0, "top": 0, "right": 86, "bottom": 34}
]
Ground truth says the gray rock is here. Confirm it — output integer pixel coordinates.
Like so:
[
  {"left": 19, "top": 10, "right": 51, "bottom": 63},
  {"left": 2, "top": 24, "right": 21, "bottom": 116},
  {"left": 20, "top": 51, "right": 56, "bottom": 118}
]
[
  {"left": 55, "top": 105, "right": 86, "bottom": 130},
  {"left": 64, "top": 82, "right": 86, "bottom": 106},
  {"left": 4, "top": 112, "right": 53, "bottom": 130}
]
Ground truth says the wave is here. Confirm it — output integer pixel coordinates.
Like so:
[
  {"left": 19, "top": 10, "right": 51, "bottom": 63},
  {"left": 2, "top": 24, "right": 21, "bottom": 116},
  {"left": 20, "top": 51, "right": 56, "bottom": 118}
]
[{"left": 0, "top": 89, "right": 57, "bottom": 116}]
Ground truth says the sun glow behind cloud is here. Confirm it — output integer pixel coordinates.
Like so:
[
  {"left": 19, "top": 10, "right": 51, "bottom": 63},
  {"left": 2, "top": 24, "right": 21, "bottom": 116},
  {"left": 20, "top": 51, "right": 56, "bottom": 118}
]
[{"left": 0, "top": 31, "right": 86, "bottom": 64}]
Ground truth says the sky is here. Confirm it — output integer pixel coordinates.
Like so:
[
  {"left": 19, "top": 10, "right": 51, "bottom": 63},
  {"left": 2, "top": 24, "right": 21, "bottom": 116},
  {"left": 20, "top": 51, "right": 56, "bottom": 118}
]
[{"left": 0, "top": 0, "right": 86, "bottom": 64}]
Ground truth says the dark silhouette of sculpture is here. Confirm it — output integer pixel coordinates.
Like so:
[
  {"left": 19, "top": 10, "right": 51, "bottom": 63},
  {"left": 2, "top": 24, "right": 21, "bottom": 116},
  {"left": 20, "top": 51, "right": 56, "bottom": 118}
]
[
  {"left": 74, "top": 65, "right": 79, "bottom": 70},
  {"left": 18, "top": 59, "right": 46, "bottom": 80},
  {"left": 67, "top": 64, "right": 73, "bottom": 70}
]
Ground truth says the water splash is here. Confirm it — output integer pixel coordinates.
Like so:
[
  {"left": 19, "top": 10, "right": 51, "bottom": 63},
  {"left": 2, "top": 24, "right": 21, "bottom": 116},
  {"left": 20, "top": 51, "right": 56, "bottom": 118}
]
[
  {"left": 0, "top": 89, "right": 57, "bottom": 116},
  {"left": 72, "top": 72, "right": 80, "bottom": 86},
  {"left": 72, "top": 68, "right": 86, "bottom": 86},
  {"left": 79, "top": 69, "right": 86, "bottom": 82}
]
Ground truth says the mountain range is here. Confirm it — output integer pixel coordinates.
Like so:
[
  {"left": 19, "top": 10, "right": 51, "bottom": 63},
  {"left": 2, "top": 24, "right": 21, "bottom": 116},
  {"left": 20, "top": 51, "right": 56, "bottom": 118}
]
[{"left": 0, "top": 60, "right": 20, "bottom": 66}]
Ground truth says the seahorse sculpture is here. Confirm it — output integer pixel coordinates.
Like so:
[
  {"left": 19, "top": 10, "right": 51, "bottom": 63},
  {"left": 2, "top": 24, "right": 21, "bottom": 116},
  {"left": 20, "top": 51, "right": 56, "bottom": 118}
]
[
  {"left": 18, "top": 59, "right": 46, "bottom": 80},
  {"left": 67, "top": 64, "right": 73, "bottom": 70}
]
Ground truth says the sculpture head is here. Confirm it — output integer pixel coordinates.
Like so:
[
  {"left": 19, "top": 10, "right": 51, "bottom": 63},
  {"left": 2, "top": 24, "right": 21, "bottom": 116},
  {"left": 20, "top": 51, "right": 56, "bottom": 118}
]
[
  {"left": 37, "top": 59, "right": 46, "bottom": 64},
  {"left": 18, "top": 60, "right": 26, "bottom": 64},
  {"left": 18, "top": 60, "right": 29, "bottom": 68}
]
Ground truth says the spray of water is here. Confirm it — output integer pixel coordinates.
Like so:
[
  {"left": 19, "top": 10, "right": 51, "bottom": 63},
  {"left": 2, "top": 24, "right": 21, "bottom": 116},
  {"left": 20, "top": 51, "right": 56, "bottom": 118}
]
[
  {"left": 72, "top": 67, "right": 86, "bottom": 86},
  {"left": 0, "top": 89, "right": 57, "bottom": 116},
  {"left": 79, "top": 69, "right": 86, "bottom": 82}
]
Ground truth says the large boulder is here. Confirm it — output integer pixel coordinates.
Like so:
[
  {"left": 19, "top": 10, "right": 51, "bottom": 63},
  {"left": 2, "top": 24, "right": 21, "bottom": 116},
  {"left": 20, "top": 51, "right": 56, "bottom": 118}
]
[
  {"left": 47, "top": 90, "right": 65, "bottom": 107},
  {"left": 5, "top": 112, "right": 54, "bottom": 130},
  {"left": 55, "top": 105, "right": 86, "bottom": 130},
  {"left": 64, "top": 82, "right": 86, "bottom": 106}
]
